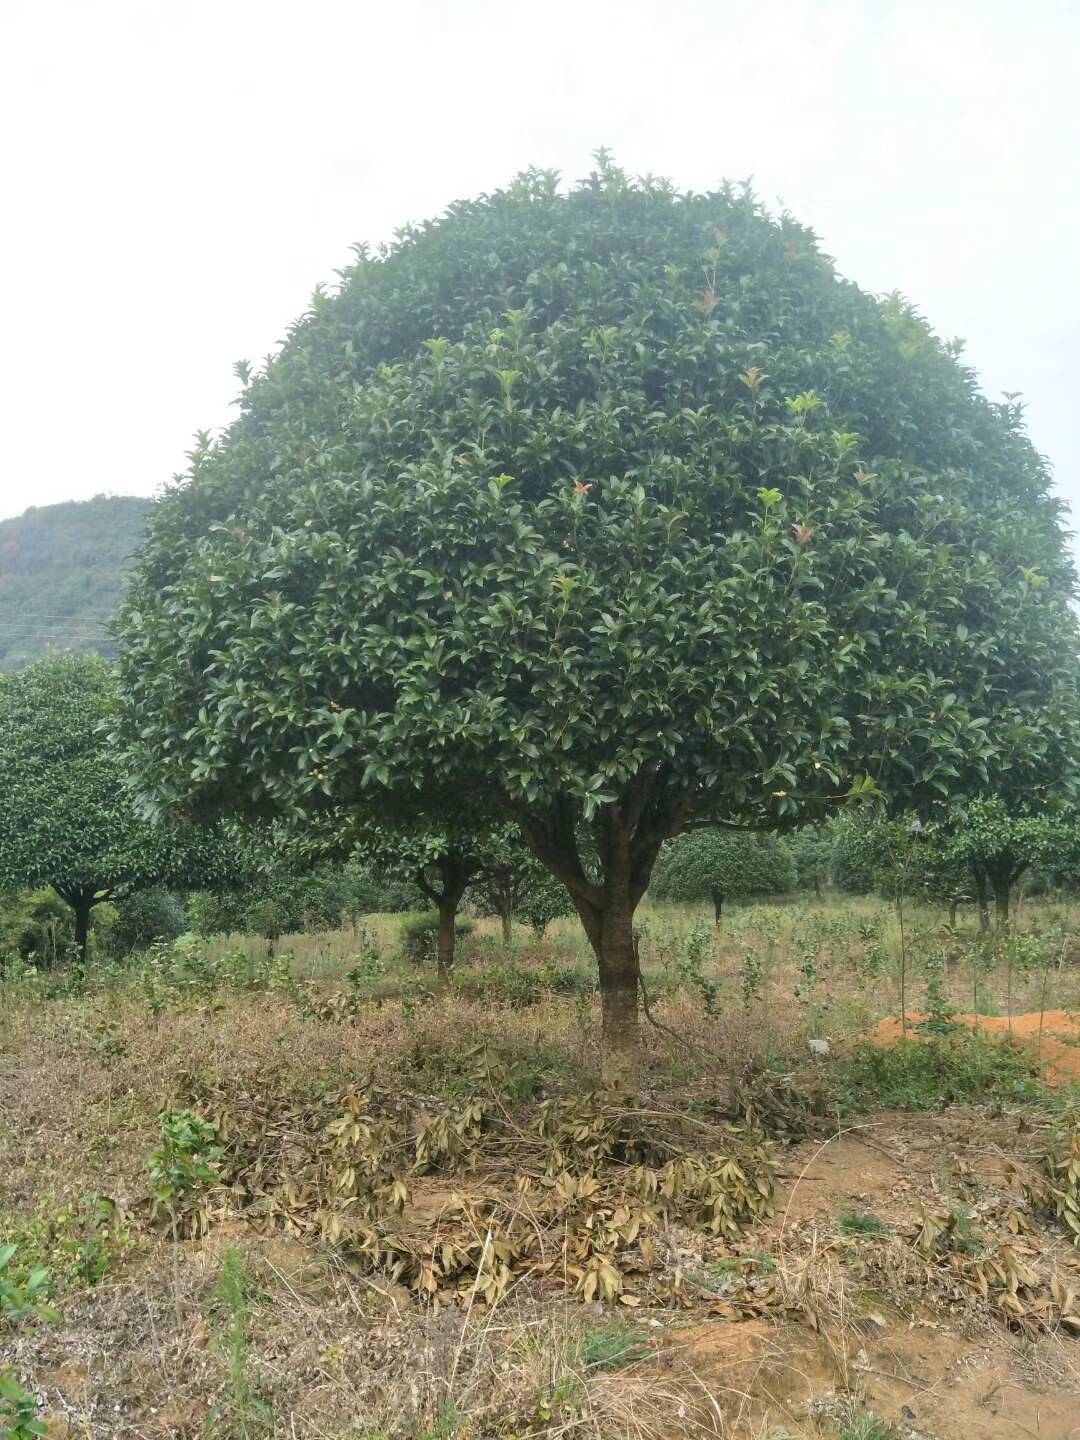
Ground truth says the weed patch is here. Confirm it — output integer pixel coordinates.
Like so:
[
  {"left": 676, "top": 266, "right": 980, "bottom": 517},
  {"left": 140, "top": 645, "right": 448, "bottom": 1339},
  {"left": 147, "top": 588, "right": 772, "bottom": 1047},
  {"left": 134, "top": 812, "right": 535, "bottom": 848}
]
[{"left": 834, "top": 1033, "right": 1043, "bottom": 1111}]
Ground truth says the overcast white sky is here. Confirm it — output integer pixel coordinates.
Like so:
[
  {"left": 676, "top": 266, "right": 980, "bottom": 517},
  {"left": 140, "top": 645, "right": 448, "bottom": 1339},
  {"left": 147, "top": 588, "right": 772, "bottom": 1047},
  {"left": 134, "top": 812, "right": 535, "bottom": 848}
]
[{"left": 1, "top": 0, "right": 1078, "bottom": 541}]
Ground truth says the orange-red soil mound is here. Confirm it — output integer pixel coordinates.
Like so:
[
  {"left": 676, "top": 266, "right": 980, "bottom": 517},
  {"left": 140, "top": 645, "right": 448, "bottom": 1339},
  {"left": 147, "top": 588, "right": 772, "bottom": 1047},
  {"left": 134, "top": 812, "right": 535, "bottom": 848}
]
[{"left": 868, "top": 1010, "right": 1080, "bottom": 1086}]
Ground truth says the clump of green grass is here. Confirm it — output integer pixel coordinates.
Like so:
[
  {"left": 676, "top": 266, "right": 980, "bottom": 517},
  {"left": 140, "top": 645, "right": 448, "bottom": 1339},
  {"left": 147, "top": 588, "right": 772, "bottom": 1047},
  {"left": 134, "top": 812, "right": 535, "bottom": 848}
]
[
  {"left": 837, "top": 1210, "right": 890, "bottom": 1238},
  {"left": 581, "top": 1320, "right": 651, "bottom": 1371},
  {"left": 207, "top": 1248, "right": 272, "bottom": 1439},
  {"left": 839, "top": 1414, "right": 900, "bottom": 1440},
  {"left": 834, "top": 1032, "right": 1042, "bottom": 1112}
]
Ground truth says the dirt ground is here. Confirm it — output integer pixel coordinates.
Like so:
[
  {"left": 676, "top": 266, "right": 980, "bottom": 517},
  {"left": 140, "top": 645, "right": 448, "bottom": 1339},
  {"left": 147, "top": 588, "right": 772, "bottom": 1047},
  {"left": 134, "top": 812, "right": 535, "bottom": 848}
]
[
  {"left": 3, "top": 1103, "right": 1077, "bottom": 1439},
  {"left": 3, "top": 984, "right": 1079, "bottom": 1439}
]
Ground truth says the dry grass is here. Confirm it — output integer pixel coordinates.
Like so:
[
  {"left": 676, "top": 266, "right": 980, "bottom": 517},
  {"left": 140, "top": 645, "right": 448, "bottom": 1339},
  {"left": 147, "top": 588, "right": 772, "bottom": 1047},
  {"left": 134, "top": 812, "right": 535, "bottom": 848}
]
[{"left": 3, "top": 898, "right": 1080, "bottom": 1438}]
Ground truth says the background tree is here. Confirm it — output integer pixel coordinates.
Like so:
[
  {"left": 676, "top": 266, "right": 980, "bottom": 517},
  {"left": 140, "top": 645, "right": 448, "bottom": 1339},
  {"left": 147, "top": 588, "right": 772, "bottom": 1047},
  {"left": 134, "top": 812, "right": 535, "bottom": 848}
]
[
  {"left": 516, "top": 869, "right": 575, "bottom": 937},
  {"left": 0, "top": 656, "right": 232, "bottom": 962},
  {"left": 933, "top": 797, "right": 1080, "bottom": 930},
  {"left": 787, "top": 825, "right": 836, "bottom": 899},
  {"left": 471, "top": 833, "right": 575, "bottom": 943},
  {"left": 650, "top": 830, "right": 796, "bottom": 922},
  {"left": 347, "top": 818, "right": 518, "bottom": 982},
  {"left": 116, "top": 159, "right": 1080, "bottom": 1082},
  {"left": 831, "top": 814, "right": 881, "bottom": 895}
]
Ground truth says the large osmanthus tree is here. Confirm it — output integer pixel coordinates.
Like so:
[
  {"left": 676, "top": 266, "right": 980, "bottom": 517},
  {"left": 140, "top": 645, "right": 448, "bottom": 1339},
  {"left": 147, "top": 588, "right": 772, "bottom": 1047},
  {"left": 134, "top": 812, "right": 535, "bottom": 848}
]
[
  {"left": 115, "top": 157, "right": 1079, "bottom": 1081},
  {"left": 0, "top": 655, "right": 233, "bottom": 962}
]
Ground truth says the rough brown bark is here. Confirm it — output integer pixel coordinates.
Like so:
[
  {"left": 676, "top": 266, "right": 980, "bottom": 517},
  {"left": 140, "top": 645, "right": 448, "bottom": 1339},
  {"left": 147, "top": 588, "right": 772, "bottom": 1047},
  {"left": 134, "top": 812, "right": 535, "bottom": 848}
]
[
  {"left": 73, "top": 896, "right": 92, "bottom": 966},
  {"left": 499, "top": 908, "right": 513, "bottom": 946},
  {"left": 436, "top": 898, "right": 457, "bottom": 987},
  {"left": 509, "top": 779, "right": 682, "bottom": 1090},
  {"left": 415, "top": 849, "right": 476, "bottom": 987},
  {"left": 974, "top": 870, "right": 991, "bottom": 933},
  {"left": 595, "top": 896, "right": 642, "bottom": 1090},
  {"left": 54, "top": 883, "right": 97, "bottom": 968},
  {"left": 711, "top": 889, "right": 724, "bottom": 926}
]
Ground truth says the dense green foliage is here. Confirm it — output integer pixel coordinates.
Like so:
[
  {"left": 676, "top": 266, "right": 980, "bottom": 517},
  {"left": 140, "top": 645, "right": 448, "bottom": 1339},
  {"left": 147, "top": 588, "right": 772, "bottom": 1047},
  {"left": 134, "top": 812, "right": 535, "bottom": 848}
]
[
  {"left": 0, "top": 889, "right": 73, "bottom": 967},
  {"left": 108, "top": 888, "right": 188, "bottom": 953},
  {"left": 0, "top": 655, "right": 232, "bottom": 958},
  {"left": 650, "top": 830, "right": 796, "bottom": 918},
  {"left": 785, "top": 825, "right": 836, "bottom": 895},
  {"left": 0, "top": 496, "right": 153, "bottom": 672},
  {"left": 831, "top": 802, "right": 1080, "bottom": 927},
  {"left": 115, "top": 157, "right": 1080, "bottom": 1073},
  {"left": 471, "top": 837, "right": 574, "bottom": 939}
]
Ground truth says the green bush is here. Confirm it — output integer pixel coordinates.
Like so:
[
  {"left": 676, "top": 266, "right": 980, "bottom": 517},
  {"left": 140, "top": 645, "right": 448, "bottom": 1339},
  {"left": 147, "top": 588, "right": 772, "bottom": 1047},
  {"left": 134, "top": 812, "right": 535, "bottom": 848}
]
[
  {"left": 0, "top": 1366, "right": 48, "bottom": 1440},
  {"left": 0, "top": 889, "right": 73, "bottom": 968},
  {"left": 401, "top": 911, "right": 475, "bottom": 964},
  {"left": 834, "top": 1033, "right": 1042, "bottom": 1112},
  {"left": 450, "top": 959, "right": 595, "bottom": 1007},
  {"left": 109, "top": 888, "right": 187, "bottom": 954},
  {"left": 0, "top": 1245, "right": 58, "bottom": 1325}
]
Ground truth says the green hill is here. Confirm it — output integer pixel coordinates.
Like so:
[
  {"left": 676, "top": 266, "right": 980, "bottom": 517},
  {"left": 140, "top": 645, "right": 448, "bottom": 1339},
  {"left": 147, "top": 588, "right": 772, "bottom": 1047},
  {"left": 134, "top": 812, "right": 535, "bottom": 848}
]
[{"left": 0, "top": 495, "right": 154, "bottom": 671}]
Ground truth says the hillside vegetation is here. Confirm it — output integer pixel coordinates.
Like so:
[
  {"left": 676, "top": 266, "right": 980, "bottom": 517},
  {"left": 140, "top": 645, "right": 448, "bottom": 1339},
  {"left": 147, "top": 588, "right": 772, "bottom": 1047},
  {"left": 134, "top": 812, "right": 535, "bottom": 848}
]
[{"left": 0, "top": 494, "right": 153, "bottom": 671}]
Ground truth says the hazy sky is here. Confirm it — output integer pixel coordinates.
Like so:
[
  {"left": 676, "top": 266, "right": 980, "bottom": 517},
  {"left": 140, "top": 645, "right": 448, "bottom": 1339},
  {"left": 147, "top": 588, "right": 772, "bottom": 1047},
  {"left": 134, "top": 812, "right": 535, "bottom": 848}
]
[{"left": 2, "top": 0, "right": 1078, "bottom": 541}]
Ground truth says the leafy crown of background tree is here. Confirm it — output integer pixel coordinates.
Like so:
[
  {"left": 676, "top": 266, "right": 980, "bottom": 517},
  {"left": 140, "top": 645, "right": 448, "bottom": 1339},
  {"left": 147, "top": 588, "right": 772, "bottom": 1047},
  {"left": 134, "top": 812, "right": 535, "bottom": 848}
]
[
  {"left": 650, "top": 831, "right": 796, "bottom": 918},
  {"left": 115, "top": 155, "right": 1080, "bottom": 1076},
  {"left": 0, "top": 655, "right": 232, "bottom": 958}
]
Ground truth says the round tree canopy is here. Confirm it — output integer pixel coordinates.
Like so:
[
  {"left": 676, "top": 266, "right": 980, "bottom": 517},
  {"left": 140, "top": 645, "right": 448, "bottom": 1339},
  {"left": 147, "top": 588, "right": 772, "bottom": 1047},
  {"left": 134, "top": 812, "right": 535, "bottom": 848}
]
[
  {"left": 118, "top": 158, "right": 1079, "bottom": 843},
  {"left": 650, "top": 830, "right": 796, "bottom": 906},
  {"left": 0, "top": 654, "right": 232, "bottom": 906}
]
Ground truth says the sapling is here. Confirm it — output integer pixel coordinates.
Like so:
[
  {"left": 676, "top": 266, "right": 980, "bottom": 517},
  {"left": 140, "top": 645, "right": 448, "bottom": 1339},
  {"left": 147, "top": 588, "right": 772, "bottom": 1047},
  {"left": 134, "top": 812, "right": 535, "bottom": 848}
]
[
  {"left": 149, "top": 1108, "right": 223, "bottom": 1328},
  {"left": 0, "top": 1369, "right": 47, "bottom": 1440}
]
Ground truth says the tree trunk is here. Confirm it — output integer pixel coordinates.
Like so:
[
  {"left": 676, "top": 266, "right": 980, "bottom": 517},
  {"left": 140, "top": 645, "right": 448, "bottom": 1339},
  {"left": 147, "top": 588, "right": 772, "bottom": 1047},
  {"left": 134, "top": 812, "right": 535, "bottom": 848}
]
[
  {"left": 436, "top": 898, "right": 458, "bottom": 987},
  {"left": 974, "top": 871, "right": 990, "bottom": 933},
  {"left": 73, "top": 894, "right": 93, "bottom": 967},
  {"left": 813, "top": 874, "right": 822, "bottom": 900},
  {"left": 594, "top": 897, "right": 642, "bottom": 1091},
  {"left": 566, "top": 848, "right": 645, "bottom": 1091},
  {"left": 499, "top": 906, "right": 513, "bottom": 947},
  {"left": 711, "top": 889, "right": 724, "bottom": 926},
  {"left": 513, "top": 792, "right": 669, "bottom": 1093},
  {"left": 992, "top": 872, "right": 1011, "bottom": 931},
  {"left": 53, "top": 884, "right": 97, "bottom": 969},
  {"left": 948, "top": 899, "right": 958, "bottom": 930},
  {"left": 416, "top": 854, "right": 473, "bottom": 987}
]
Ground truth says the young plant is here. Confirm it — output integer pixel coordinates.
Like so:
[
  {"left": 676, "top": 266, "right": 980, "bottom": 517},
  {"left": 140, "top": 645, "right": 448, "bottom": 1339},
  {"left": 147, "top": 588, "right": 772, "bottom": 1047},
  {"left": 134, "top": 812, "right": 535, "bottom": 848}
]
[
  {"left": 149, "top": 1109, "right": 223, "bottom": 1239},
  {"left": 918, "top": 943, "right": 960, "bottom": 1038},
  {"left": 581, "top": 1320, "right": 651, "bottom": 1371},
  {"left": 676, "top": 922, "right": 719, "bottom": 1016},
  {"left": 739, "top": 946, "right": 764, "bottom": 1009},
  {"left": 0, "top": 1248, "right": 58, "bottom": 1326},
  {"left": 837, "top": 1210, "right": 890, "bottom": 1238},
  {"left": 207, "top": 1248, "right": 271, "bottom": 1439},
  {"left": 0, "top": 1369, "right": 48, "bottom": 1440}
]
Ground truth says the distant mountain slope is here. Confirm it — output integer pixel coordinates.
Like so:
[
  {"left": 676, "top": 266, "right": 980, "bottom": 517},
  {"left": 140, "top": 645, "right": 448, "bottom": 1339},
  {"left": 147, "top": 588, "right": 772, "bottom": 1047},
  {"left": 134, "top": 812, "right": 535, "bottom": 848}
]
[{"left": 0, "top": 495, "right": 154, "bottom": 671}]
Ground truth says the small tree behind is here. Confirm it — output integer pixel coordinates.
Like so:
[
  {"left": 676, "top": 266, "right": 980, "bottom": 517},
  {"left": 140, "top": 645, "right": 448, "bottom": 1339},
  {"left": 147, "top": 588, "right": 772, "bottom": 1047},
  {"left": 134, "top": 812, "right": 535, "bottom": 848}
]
[
  {"left": 471, "top": 837, "right": 574, "bottom": 944},
  {"left": 650, "top": 831, "right": 796, "bottom": 922},
  {"left": 0, "top": 656, "right": 231, "bottom": 963},
  {"left": 787, "top": 825, "right": 836, "bottom": 898}
]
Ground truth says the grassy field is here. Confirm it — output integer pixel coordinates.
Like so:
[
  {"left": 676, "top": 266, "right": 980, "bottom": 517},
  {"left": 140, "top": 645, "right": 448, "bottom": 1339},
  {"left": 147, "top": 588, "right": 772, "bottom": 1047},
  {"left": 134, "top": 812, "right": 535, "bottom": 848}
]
[{"left": 2, "top": 895, "right": 1079, "bottom": 1438}]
